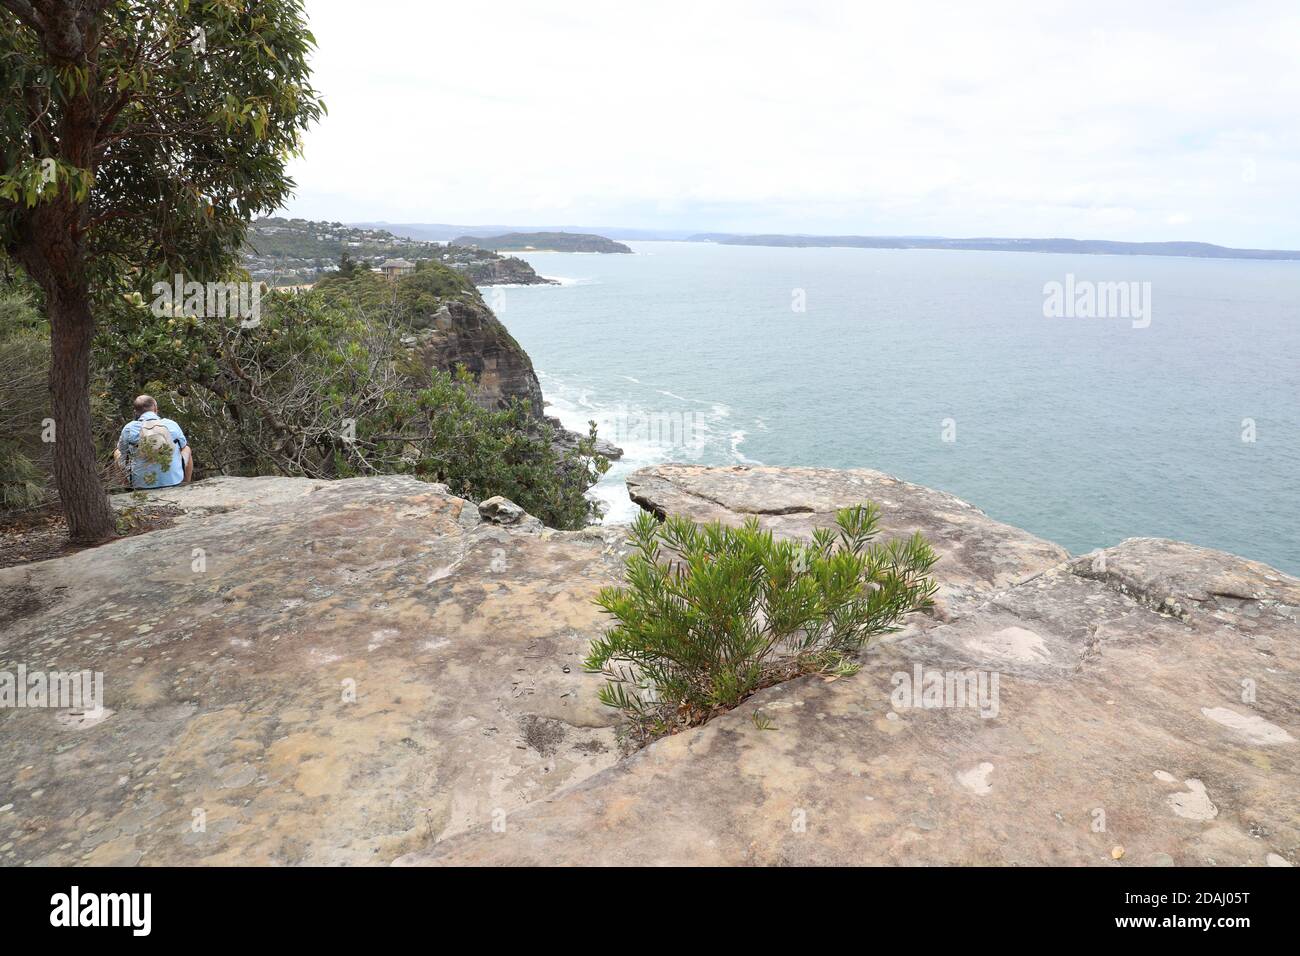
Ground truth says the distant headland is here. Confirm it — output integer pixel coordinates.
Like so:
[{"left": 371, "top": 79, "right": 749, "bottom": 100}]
[
  {"left": 355, "top": 221, "right": 1300, "bottom": 261},
  {"left": 687, "top": 233, "right": 1300, "bottom": 261},
  {"left": 454, "top": 232, "right": 633, "bottom": 254}
]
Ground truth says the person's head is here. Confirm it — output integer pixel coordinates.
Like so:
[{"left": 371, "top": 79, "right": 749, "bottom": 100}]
[{"left": 133, "top": 394, "right": 159, "bottom": 418}]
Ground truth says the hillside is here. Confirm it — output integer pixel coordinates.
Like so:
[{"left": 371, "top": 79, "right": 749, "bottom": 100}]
[
  {"left": 357, "top": 222, "right": 694, "bottom": 241},
  {"left": 244, "top": 218, "right": 555, "bottom": 286}
]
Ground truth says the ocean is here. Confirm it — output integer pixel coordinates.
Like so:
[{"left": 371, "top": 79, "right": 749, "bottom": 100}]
[{"left": 492, "top": 241, "right": 1300, "bottom": 575}]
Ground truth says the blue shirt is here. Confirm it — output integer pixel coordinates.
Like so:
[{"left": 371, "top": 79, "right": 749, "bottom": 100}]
[{"left": 118, "top": 412, "right": 187, "bottom": 489}]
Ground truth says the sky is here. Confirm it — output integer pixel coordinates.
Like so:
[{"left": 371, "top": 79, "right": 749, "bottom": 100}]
[{"left": 283, "top": 0, "right": 1300, "bottom": 247}]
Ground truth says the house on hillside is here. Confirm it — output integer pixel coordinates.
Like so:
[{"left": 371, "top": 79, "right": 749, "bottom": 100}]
[{"left": 378, "top": 258, "right": 416, "bottom": 280}]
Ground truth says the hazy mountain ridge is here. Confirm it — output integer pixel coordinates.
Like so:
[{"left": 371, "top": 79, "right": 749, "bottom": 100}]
[
  {"left": 353, "top": 222, "right": 1300, "bottom": 260},
  {"left": 688, "top": 233, "right": 1300, "bottom": 260}
]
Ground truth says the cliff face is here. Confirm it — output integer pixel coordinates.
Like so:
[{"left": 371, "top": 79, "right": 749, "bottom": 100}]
[
  {"left": 403, "top": 290, "right": 545, "bottom": 415},
  {"left": 396, "top": 272, "right": 618, "bottom": 454},
  {"left": 316, "top": 264, "right": 546, "bottom": 416},
  {"left": 2, "top": 467, "right": 1295, "bottom": 867}
]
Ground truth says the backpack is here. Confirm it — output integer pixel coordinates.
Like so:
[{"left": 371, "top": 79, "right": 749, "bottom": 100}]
[{"left": 130, "top": 419, "right": 177, "bottom": 485}]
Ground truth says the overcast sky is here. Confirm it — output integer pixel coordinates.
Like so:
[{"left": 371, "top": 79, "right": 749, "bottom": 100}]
[{"left": 284, "top": 0, "right": 1300, "bottom": 247}]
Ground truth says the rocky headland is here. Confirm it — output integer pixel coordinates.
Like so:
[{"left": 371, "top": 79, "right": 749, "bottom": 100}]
[
  {"left": 1, "top": 465, "right": 1293, "bottom": 866},
  {"left": 457, "top": 253, "right": 557, "bottom": 286},
  {"left": 392, "top": 274, "right": 619, "bottom": 458},
  {"left": 401, "top": 288, "right": 547, "bottom": 415},
  {"left": 455, "top": 232, "right": 633, "bottom": 254}
]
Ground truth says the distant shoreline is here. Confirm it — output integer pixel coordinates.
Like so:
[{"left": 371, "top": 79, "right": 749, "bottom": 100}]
[
  {"left": 493, "top": 248, "right": 617, "bottom": 255},
  {"left": 686, "top": 233, "right": 1300, "bottom": 262},
  {"left": 360, "top": 223, "right": 1300, "bottom": 262}
]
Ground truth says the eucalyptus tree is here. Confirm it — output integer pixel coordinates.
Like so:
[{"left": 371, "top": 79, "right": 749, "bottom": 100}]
[{"left": 1, "top": 0, "right": 323, "bottom": 540}]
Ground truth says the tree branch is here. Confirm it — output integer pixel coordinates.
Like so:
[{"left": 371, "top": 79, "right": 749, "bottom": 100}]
[{"left": 0, "top": 0, "right": 48, "bottom": 33}]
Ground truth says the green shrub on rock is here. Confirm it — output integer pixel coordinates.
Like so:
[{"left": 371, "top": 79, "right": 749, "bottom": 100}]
[{"left": 586, "top": 506, "right": 938, "bottom": 739}]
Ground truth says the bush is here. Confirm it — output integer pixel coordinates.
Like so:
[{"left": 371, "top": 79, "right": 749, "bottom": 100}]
[
  {"left": 88, "top": 281, "right": 607, "bottom": 528},
  {"left": 5, "top": 242, "right": 607, "bottom": 531},
  {"left": 585, "top": 506, "right": 938, "bottom": 739},
  {"left": 0, "top": 282, "right": 52, "bottom": 509}
]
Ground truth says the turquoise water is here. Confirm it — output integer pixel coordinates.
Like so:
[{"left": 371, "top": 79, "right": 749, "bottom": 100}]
[{"left": 497, "top": 242, "right": 1300, "bottom": 574}]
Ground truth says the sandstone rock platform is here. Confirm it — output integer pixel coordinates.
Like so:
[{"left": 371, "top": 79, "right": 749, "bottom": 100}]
[
  {"left": 1, "top": 476, "right": 630, "bottom": 865},
  {"left": 2, "top": 467, "right": 1296, "bottom": 867}
]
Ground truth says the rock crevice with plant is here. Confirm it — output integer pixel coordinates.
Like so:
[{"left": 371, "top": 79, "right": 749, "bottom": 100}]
[{"left": 586, "top": 506, "right": 937, "bottom": 740}]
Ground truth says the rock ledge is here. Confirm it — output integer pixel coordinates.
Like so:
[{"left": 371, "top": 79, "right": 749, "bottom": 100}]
[{"left": 1, "top": 467, "right": 1295, "bottom": 867}]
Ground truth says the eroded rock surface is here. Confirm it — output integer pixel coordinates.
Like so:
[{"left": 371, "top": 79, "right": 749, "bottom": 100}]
[
  {"left": 402, "top": 467, "right": 1298, "bottom": 866},
  {"left": 0, "top": 477, "right": 628, "bottom": 865},
  {"left": 404, "top": 293, "right": 546, "bottom": 415},
  {"left": 2, "top": 467, "right": 1296, "bottom": 868}
]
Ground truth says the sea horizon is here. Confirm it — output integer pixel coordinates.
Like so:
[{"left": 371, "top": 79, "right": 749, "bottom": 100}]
[{"left": 496, "top": 240, "right": 1300, "bottom": 575}]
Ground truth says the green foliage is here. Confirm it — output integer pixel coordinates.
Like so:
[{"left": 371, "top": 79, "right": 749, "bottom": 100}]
[
  {"left": 586, "top": 507, "right": 938, "bottom": 739},
  {"left": 403, "top": 259, "right": 479, "bottom": 304},
  {"left": 0, "top": 279, "right": 50, "bottom": 508},
  {"left": 315, "top": 260, "right": 477, "bottom": 328},
  {"left": 337, "top": 250, "right": 362, "bottom": 278},
  {"left": 88, "top": 282, "right": 607, "bottom": 529},
  {"left": 1, "top": 0, "right": 325, "bottom": 540},
  {"left": 392, "top": 370, "right": 606, "bottom": 529},
  {"left": 114, "top": 501, "right": 150, "bottom": 535},
  {"left": 0, "top": 265, "right": 606, "bottom": 528},
  {"left": 0, "top": 449, "right": 46, "bottom": 509},
  {"left": 313, "top": 266, "right": 392, "bottom": 309},
  {"left": 1, "top": 1, "right": 326, "bottom": 295}
]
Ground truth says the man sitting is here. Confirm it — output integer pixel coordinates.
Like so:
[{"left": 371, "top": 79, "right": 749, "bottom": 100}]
[{"left": 115, "top": 395, "right": 192, "bottom": 490}]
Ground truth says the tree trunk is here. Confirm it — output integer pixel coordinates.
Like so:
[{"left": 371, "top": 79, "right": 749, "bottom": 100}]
[
  {"left": 47, "top": 293, "right": 116, "bottom": 543},
  {"left": 5, "top": 0, "right": 114, "bottom": 542}
]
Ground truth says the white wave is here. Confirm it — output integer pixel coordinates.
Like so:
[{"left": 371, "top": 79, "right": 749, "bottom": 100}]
[
  {"left": 730, "top": 430, "right": 761, "bottom": 465},
  {"left": 653, "top": 389, "right": 732, "bottom": 414},
  {"left": 539, "top": 373, "right": 747, "bottom": 524},
  {"left": 539, "top": 275, "right": 598, "bottom": 286}
]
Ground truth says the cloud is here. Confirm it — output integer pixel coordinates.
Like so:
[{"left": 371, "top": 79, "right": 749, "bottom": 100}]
[{"left": 285, "top": 0, "right": 1300, "bottom": 246}]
